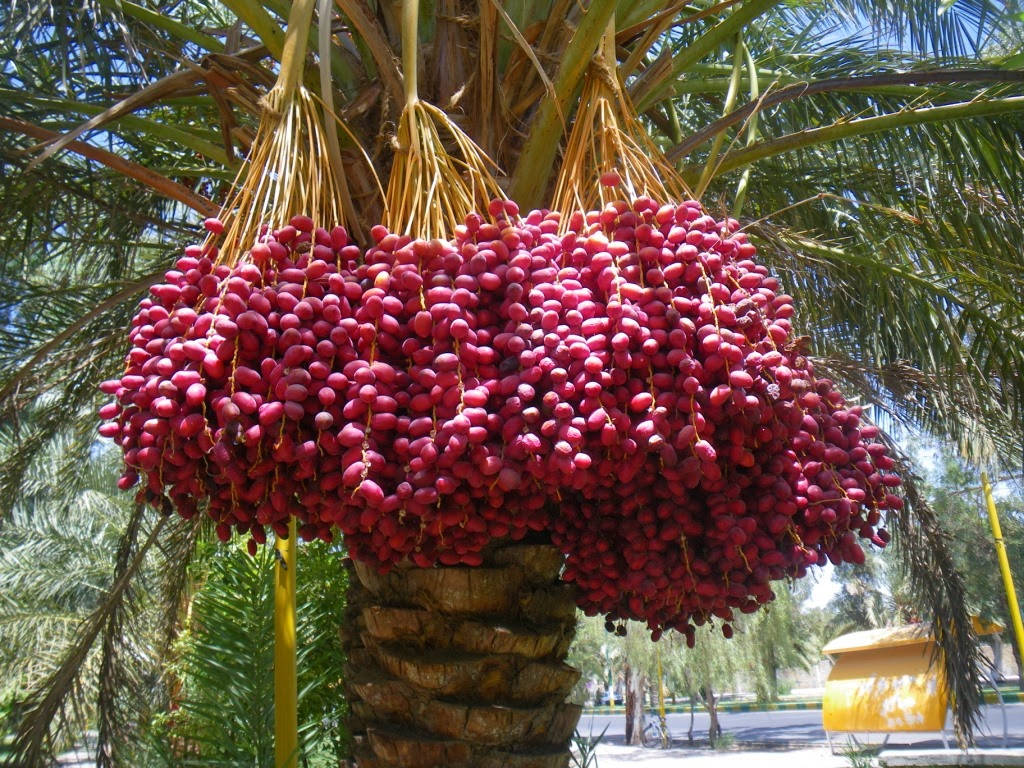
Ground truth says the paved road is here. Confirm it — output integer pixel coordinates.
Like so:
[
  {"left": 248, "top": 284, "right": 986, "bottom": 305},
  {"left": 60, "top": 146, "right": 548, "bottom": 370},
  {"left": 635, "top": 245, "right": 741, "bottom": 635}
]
[
  {"left": 579, "top": 702, "right": 1024, "bottom": 750},
  {"left": 593, "top": 744, "right": 853, "bottom": 768},
  {"left": 55, "top": 704, "right": 1024, "bottom": 766}
]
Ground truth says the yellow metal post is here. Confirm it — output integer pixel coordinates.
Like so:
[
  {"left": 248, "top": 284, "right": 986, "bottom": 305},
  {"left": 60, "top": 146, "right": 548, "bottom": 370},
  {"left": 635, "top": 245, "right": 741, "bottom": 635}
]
[
  {"left": 655, "top": 644, "right": 668, "bottom": 747},
  {"left": 982, "top": 471, "right": 1024, "bottom": 672},
  {"left": 274, "top": 518, "right": 298, "bottom": 768}
]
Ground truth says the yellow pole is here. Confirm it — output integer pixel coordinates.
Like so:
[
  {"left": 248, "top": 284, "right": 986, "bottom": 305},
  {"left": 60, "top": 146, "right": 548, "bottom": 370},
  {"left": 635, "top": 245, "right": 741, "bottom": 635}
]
[
  {"left": 656, "top": 644, "right": 667, "bottom": 747},
  {"left": 982, "top": 471, "right": 1024, "bottom": 670},
  {"left": 274, "top": 517, "right": 298, "bottom": 768}
]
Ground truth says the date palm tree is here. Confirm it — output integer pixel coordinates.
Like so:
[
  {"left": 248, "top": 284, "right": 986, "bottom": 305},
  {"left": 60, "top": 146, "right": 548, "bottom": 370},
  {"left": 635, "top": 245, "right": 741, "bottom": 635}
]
[{"left": 2, "top": 0, "right": 1024, "bottom": 765}]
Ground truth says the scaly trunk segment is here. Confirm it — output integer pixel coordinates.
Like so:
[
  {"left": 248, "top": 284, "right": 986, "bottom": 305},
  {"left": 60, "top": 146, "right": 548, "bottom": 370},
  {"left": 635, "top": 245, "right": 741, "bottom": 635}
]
[{"left": 345, "top": 541, "right": 581, "bottom": 768}]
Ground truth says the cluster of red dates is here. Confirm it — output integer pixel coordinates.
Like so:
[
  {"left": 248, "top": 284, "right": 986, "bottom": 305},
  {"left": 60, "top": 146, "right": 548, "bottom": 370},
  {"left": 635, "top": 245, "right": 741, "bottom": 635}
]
[{"left": 101, "top": 198, "right": 899, "bottom": 637}]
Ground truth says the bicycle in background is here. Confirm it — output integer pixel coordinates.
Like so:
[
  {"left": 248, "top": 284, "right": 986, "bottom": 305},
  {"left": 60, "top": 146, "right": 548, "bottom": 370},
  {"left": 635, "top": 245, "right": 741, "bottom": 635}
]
[{"left": 640, "top": 709, "right": 671, "bottom": 748}]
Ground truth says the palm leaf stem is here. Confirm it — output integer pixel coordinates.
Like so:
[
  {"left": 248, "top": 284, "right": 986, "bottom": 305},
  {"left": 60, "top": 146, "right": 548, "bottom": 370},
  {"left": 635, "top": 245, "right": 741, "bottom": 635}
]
[
  {"left": 666, "top": 77, "right": 1017, "bottom": 99},
  {"left": 619, "top": 0, "right": 745, "bottom": 76},
  {"left": 0, "top": 90, "right": 231, "bottom": 166},
  {"left": 94, "top": 0, "right": 225, "bottom": 52},
  {"left": 687, "top": 61, "right": 784, "bottom": 77},
  {"left": 669, "top": 68, "right": 1024, "bottom": 161},
  {"left": 616, "top": 0, "right": 687, "bottom": 34},
  {"left": 333, "top": 0, "right": 404, "bottom": 107},
  {"left": 509, "top": 0, "right": 618, "bottom": 208},
  {"left": 697, "top": 94, "right": 1024, "bottom": 178},
  {"left": 0, "top": 117, "right": 218, "bottom": 217},
  {"left": 257, "top": 0, "right": 356, "bottom": 91},
  {"left": 731, "top": 38, "right": 758, "bottom": 218},
  {"left": 766, "top": 229, "right": 1024, "bottom": 319},
  {"left": 220, "top": 0, "right": 286, "bottom": 59},
  {"left": 618, "top": 0, "right": 743, "bottom": 44},
  {"left": 633, "top": 0, "right": 784, "bottom": 111},
  {"left": 696, "top": 31, "right": 744, "bottom": 197},
  {"left": 664, "top": 100, "right": 684, "bottom": 144},
  {"left": 25, "top": 70, "right": 207, "bottom": 169}
]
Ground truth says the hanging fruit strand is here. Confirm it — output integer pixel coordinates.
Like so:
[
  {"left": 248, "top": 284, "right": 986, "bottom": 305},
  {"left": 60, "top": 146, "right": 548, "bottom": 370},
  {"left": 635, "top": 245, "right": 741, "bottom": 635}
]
[
  {"left": 552, "top": 19, "right": 690, "bottom": 223},
  {"left": 210, "top": 89, "right": 350, "bottom": 265},
  {"left": 100, "top": 0, "right": 387, "bottom": 549},
  {"left": 538, "top": 17, "right": 900, "bottom": 642},
  {"left": 205, "top": 0, "right": 364, "bottom": 266},
  {"left": 384, "top": 0, "right": 504, "bottom": 239}
]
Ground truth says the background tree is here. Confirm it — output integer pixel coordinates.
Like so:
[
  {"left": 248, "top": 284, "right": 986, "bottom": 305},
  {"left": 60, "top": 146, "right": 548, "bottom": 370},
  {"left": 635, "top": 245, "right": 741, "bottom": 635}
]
[
  {"left": 571, "top": 579, "right": 819, "bottom": 747},
  {"left": 925, "top": 453, "right": 1024, "bottom": 689},
  {"left": 662, "top": 622, "right": 745, "bottom": 746},
  {"left": 3, "top": 0, "right": 1024, "bottom": 760},
  {"left": 746, "top": 583, "right": 817, "bottom": 704},
  {"left": 566, "top": 616, "right": 618, "bottom": 707},
  {"left": 824, "top": 548, "right": 898, "bottom": 638}
]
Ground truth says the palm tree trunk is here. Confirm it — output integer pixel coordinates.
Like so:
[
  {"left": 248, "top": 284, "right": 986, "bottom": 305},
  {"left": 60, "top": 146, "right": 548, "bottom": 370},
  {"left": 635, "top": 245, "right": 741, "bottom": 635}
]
[
  {"left": 988, "top": 634, "right": 1003, "bottom": 682},
  {"left": 343, "top": 540, "right": 581, "bottom": 768},
  {"left": 623, "top": 664, "right": 635, "bottom": 745}
]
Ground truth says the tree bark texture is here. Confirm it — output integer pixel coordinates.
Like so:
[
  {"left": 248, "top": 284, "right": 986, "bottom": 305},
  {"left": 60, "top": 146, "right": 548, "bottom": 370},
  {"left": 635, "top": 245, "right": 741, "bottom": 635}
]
[
  {"left": 623, "top": 664, "right": 635, "bottom": 746},
  {"left": 988, "top": 634, "right": 1003, "bottom": 681},
  {"left": 342, "top": 541, "right": 581, "bottom": 768},
  {"left": 623, "top": 664, "right": 645, "bottom": 746},
  {"left": 704, "top": 685, "right": 721, "bottom": 746},
  {"left": 1012, "top": 639, "right": 1024, "bottom": 691}
]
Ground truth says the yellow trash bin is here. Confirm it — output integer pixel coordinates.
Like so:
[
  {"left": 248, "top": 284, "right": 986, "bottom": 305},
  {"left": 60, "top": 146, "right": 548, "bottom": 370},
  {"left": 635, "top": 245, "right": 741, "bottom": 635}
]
[
  {"left": 821, "top": 618, "right": 1002, "bottom": 748},
  {"left": 822, "top": 624, "right": 946, "bottom": 735}
]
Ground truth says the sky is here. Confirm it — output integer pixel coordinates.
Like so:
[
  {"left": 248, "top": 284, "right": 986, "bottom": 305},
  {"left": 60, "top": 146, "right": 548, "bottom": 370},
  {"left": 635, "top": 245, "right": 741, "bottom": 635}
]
[{"left": 808, "top": 562, "right": 841, "bottom": 609}]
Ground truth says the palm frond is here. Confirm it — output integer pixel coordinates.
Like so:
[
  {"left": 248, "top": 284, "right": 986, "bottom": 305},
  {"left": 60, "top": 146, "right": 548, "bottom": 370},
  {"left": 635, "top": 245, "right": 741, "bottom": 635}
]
[
  {"left": 740, "top": 208, "right": 1024, "bottom": 454},
  {"left": 668, "top": 68, "right": 1024, "bottom": 161},
  {"left": 0, "top": 495, "right": 123, "bottom": 698},
  {"left": 509, "top": 0, "right": 619, "bottom": 207},
  {"left": 665, "top": 24, "right": 1024, "bottom": 468},
  {"left": 4, "top": 508, "right": 167, "bottom": 766},
  {"left": 147, "top": 540, "right": 348, "bottom": 765},
  {"left": 0, "top": 425, "right": 202, "bottom": 766},
  {"left": 166, "top": 544, "right": 277, "bottom": 766},
  {"left": 823, "top": 0, "right": 1016, "bottom": 59},
  {"left": 882, "top": 442, "right": 984, "bottom": 745}
]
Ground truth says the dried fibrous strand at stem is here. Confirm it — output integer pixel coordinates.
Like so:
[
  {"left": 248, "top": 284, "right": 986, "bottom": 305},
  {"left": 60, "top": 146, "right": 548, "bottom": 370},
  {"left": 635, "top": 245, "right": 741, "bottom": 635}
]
[
  {"left": 384, "top": 100, "right": 505, "bottom": 240},
  {"left": 551, "top": 53, "right": 690, "bottom": 226},
  {"left": 210, "top": 86, "right": 356, "bottom": 265}
]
